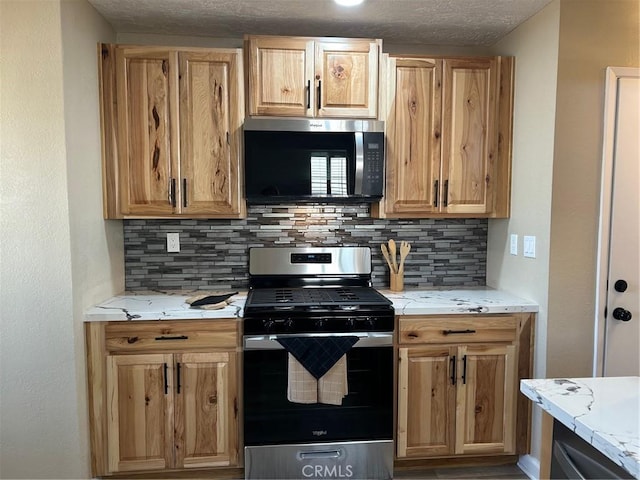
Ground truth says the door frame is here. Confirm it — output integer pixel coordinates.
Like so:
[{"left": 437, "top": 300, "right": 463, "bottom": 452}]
[{"left": 593, "top": 66, "right": 640, "bottom": 376}]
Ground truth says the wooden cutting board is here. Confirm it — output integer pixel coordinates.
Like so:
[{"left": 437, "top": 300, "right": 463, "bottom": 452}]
[{"left": 185, "top": 292, "right": 236, "bottom": 310}]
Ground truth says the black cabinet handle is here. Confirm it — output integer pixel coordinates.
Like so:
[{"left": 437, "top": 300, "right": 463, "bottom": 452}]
[
  {"left": 176, "top": 362, "right": 182, "bottom": 394},
  {"left": 317, "top": 80, "right": 322, "bottom": 110},
  {"left": 155, "top": 335, "right": 189, "bottom": 341},
  {"left": 182, "top": 178, "right": 188, "bottom": 208},
  {"left": 450, "top": 355, "right": 456, "bottom": 385},
  {"left": 434, "top": 180, "right": 439, "bottom": 207},
  {"left": 442, "top": 329, "right": 476, "bottom": 335},
  {"left": 462, "top": 355, "right": 468, "bottom": 384},
  {"left": 163, "top": 362, "right": 168, "bottom": 394},
  {"left": 306, "top": 80, "right": 311, "bottom": 109},
  {"left": 443, "top": 179, "right": 449, "bottom": 207},
  {"left": 169, "top": 178, "right": 177, "bottom": 207}
]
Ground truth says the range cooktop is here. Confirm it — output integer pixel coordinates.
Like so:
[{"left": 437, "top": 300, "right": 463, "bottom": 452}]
[
  {"left": 245, "top": 286, "right": 392, "bottom": 309},
  {"left": 243, "top": 246, "right": 394, "bottom": 334}
]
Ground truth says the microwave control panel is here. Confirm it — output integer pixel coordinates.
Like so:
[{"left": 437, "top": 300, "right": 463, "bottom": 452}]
[{"left": 362, "top": 132, "right": 385, "bottom": 196}]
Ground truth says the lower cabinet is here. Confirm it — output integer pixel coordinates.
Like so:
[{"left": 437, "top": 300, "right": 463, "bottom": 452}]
[
  {"left": 396, "top": 314, "right": 534, "bottom": 460},
  {"left": 86, "top": 320, "right": 240, "bottom": 477},
  {"left": 86, "top": 313, "right": 533, "bottom": 475}
]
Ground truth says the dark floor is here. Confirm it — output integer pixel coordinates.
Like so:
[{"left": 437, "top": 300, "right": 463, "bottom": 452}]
[{"left": 393, "top": 464, "right": 529, "bottom": 479}]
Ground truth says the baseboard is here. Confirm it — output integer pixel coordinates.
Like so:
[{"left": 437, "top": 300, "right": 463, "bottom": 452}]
[{"left": 518, "top": 454, "right": 540, "bottom": 480}]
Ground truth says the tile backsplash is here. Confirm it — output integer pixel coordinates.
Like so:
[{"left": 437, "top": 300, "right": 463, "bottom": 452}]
[{"left": 124, "top": 204, "right": 487, "bottom": 291}]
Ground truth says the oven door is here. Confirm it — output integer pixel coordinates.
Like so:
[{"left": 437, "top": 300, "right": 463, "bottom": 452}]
[{"left": 243, "top": 332, "right": 393, "bottom": 446}]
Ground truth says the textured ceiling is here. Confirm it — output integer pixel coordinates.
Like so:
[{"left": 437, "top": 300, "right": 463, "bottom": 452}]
[{"left": 87, "top": 0, "right": 553, "bottom": 46}]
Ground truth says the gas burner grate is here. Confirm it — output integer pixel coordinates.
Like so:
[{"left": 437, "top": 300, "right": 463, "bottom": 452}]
[{"left": 247, "top": 287, "right": 391, "bottom": 308}]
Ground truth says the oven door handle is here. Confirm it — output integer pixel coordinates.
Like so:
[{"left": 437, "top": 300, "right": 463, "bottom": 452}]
[
  {"left": 298, "top": 449, "right": 343, "bottom": 460},
  {"left": 243, "top": 332, "right": 393, "bottom": 350}
]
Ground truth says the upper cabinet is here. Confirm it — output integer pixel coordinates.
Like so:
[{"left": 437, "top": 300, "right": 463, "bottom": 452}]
[
  {"left": 99, "top": 44, "right": 246, "bottom": 219},
  {"left": 99, "top": 41, "right": 514, "bottom": 218},
  {"left": 246, "top": 35, "right": 380, "bottom": 118},
  {"left": 373, "top": 55, "right": 514, "bottom": 218}
]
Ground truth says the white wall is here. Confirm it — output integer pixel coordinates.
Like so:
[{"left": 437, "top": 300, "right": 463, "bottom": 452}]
[
  {"left": 488, "top": 0, "right": 560, "bottom": 379},
  {"left": 117, "top": 33, "right": 493, "bottom": 57},
  {"left": 487, "top": 0, "right": 561, "bottom": 469},
  {"left": 547, "top": 0, "right": 639, "bottom": 378},
  {"left": 60, "top": 0, "right": 122, "bottom": 477},
  {"left": 0, "top": 0, "right": 119, "bottom": 477},
  {"left": 487, "top": 0, "right": 639, "bottom": 475},
  {"left": 117, "top": 32, "right": 243, "bottom": 48}
]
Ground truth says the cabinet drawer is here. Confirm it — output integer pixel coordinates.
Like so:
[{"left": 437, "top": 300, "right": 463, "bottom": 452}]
[
  {"left": 398, "top": 316, "right": 517, "bottom": 344},
  {"left": 105, "top": 320, "right": 238, "bottom": 353}
]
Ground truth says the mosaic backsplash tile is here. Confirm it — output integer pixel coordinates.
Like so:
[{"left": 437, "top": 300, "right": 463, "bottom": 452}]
[{"left": 124, "top": 204, "right": 487, "bottom": 291}]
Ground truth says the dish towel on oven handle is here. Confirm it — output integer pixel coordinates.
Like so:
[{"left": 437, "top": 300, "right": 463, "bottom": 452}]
[
  {"left": 286, "top": 353, "right": 318, "bottom": 404},
  {"left": 318, "top": 354, "right": 348, "bottom": 405},
  {"left": 275, "top": 336, "right": 359, "bottom": 379},
  {"left": 276, "top": 336, "right": 359, "bottom": 405},
  {"left": 285, "top": 353, "right": 349, "bottom": 405}
]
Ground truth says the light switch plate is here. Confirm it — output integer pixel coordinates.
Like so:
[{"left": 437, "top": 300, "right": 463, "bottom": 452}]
[
  {"left": 510, "top": 234, "right": 518, "bottom": 256},
  {"left": 523, "top": 235, "right": 536, "bottom": 258},
  {"left": 167, "top": 232, "right": 180, "bottom": 253}
]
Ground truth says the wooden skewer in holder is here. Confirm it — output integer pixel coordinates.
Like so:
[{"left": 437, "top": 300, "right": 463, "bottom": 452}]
[{"left": 390, "top": 271, "right": 404, "bottom": 292}]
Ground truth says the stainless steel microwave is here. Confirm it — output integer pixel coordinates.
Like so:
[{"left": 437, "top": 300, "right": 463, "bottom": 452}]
[{"left": 243, "top": 118, "right": 385, "bottom": 204}]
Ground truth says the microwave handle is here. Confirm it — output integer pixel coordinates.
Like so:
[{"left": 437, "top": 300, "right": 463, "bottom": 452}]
[{"left": 354, "top": 131, "right": 364, "bottom": 195}]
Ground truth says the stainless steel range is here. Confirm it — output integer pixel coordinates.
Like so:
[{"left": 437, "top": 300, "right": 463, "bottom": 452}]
[{"left": 243, "top": 247, "right": 394, "bottom": 480}]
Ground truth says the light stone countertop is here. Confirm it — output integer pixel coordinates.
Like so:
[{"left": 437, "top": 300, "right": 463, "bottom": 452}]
[
  {"left": 521, "top": 377, "right": 640, "bottom": 478},
  {"left": 377, "top": 287, "right": 538, "bottom": 315},
  {"left": 84, "top": 290, "right": 248, "bottom": 321},
  {"left": 84, "top": 287, "right": 537, "bottom": 322}
]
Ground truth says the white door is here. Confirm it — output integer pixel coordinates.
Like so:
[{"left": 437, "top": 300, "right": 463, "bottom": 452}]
[{"left": 595, "top": 67, "right": 640, "bottom": 377}]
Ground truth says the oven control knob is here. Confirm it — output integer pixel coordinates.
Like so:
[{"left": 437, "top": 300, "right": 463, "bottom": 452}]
[
  {"left": 283, "top": 318, "right": 295, "bottom": 331},
  {"left": 346, "top": 318, "right": 356, "bottom": 329},
  {"left": 263, "top": 319, "right": 275, "bottom": 332},
  {"left": 315, "top": 318, "right": 326, "bottom": 330},
  {"left": 365, "top": 317, "right": 376, "bottom": 328}
]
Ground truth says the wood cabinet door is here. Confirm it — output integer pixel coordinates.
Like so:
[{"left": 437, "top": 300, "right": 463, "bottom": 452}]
[
  {"left": 174, "top": 352, "right": 238, "bottom": 469},
  {"left": 178, "top": 51, "right": 244, "bottom": 217},
  {"left": 397, "top": 346, "right": 456, "bottom": 458},
  {"left": 247, "top": 36, "right": 314, "bottom": 117},
  {"left": 106, "top": 354, "right": 174, "bottom": 473},
  {"left": 382, "top": 57, "right": 442, "bottom": 216},
  {"left": 441, "top": 58, "right": 498, "bottom": 214},
  {"left": 454, "top": 344, "right": 517, "bottom": 455},
  {"left": 315, "top": 39, "right": 379, "bottom": 118},
  {"left": 115, "top": 47, "right": 179, "bottom": 215}
]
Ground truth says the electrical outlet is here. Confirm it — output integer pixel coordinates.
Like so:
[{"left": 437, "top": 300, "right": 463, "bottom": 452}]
[
  {"left": 510, "top": 234, "right": 518, "bottom": 256},
  {"left": 167, "top": 233, "right": 180, "bottom": 253},
  {"left": 523, "top": 235, "right": 536, "bottom": 258}
]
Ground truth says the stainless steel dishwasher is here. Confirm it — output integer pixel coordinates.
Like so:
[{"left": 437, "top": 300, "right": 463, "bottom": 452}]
[{"left": 550, "top": 421, "right": 633, "bottom": 479}]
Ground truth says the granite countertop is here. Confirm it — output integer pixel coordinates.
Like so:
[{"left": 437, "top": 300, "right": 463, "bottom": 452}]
[
  {"left": 379, "top": 287, "right": 538, "bottom": 315},
  {"left": 84, "top": 290, "right": 248, "bottom": 321},
  {"left": 84, "top": 287, "right": 537, "bottom": 322},
  {"left": 521, "top": 377, "right": 640, "bottom": 478}
]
